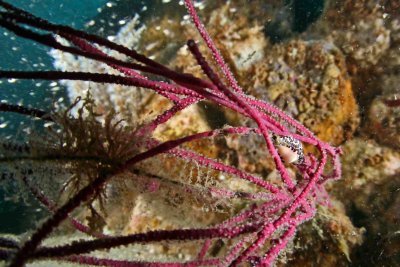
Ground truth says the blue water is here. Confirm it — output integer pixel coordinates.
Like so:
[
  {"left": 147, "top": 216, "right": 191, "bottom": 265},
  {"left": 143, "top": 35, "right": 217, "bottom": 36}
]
[
  {"left": 0, "top": 0, "right": 110, "bottom": 135},
  {"left": 0, "top": 0, "right": 109, "bottom": 233}
]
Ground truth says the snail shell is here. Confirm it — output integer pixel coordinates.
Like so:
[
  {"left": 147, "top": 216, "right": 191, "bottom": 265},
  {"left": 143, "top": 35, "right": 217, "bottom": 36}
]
[
  {"left": 272, "top": 134, "right": 304, "bottom": 164},
  {"left": 277, "top": 145, "right": 300, "bottom": 163}
]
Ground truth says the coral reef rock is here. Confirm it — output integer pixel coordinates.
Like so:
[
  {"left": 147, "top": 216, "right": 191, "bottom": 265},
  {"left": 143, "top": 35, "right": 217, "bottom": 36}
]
[{"left": 244, "top": 40, "right": 359, "bottom": 145}]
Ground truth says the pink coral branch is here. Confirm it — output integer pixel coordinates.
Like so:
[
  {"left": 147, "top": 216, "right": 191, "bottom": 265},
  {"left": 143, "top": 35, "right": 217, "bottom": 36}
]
[
  {"left": 186, "top": 39, "right": 296, "bottom": 190},
  {"left": 169, "top": 147, "right": 284, "bottom": 195},
  {"left": 259, "top": 225, "right": 297, "bottom": 266},
  {"left": 65, "top": 254, "right": 220, "bottom": 267},
  {"left": 21, "top": 176, "right": 106, "bottom": 238},
  {"left": 33, "top": 223, "right": 263, "bottom": 259},
  {"left": 184, "top": 0, "right": 243, "bottom": 94},
  {"left": 197, "top": 239, "right": 213, "bottom": 261},
  {"left": 0, "top": 0, "right": 342, "bottom": 266}
]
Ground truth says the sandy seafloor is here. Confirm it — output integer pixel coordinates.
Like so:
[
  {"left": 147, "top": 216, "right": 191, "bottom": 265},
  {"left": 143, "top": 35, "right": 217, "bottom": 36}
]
[{"left": 0, "top": 0, "right": 399, "bottom": 266}]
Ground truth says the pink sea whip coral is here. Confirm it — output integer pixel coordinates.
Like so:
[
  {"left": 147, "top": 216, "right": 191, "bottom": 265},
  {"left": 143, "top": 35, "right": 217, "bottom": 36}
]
[{"left": 0, "top": 0, "right": 341, "bottom": 266}]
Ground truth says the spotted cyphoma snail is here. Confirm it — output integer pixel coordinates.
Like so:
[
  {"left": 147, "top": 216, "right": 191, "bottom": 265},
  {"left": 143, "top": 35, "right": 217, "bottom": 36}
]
[{"left": 272, "top": 134, "right": 305, "bottom": 164}]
